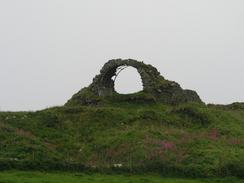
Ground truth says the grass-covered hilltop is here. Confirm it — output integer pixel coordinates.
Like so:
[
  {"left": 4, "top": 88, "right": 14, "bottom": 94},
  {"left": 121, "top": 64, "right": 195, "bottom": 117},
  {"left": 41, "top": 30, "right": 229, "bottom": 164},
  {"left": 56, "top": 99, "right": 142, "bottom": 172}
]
[{"left": 0, "top": 59, "right": 243, "bottom": 179}]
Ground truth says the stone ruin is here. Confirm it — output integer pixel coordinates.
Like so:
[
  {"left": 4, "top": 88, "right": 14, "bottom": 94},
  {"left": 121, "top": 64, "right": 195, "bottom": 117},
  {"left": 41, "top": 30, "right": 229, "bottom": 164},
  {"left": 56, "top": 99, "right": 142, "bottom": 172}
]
[{"left": 66, "top": 59, "right": 202, "bottom": 106}]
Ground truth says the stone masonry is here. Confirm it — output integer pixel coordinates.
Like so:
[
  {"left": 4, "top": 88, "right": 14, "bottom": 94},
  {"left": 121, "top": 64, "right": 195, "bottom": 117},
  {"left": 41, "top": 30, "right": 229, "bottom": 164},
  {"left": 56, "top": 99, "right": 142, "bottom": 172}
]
[{"left": 66, "top": 59, "right": 202, "bottom": 105}]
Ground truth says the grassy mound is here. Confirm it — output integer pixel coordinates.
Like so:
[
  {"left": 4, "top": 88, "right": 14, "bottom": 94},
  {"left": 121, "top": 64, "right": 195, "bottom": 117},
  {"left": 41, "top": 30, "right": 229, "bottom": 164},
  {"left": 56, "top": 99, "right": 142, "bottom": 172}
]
[{"left": 0, "top": 101, "right": 243, "bottom": 178}]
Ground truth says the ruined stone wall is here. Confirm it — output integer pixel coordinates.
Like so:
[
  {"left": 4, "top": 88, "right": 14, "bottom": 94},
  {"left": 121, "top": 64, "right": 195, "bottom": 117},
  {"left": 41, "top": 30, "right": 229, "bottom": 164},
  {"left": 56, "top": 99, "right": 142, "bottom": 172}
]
[
  {"left": 89, "top": 59, "right": 163, "bottom": 96},
  {"left": 66, "top": 59, "right": 202, "bottom": 106}
]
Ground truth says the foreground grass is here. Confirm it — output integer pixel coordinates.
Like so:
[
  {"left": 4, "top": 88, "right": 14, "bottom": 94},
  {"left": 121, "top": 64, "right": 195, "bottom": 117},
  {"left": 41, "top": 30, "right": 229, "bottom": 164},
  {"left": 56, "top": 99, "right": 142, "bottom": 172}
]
[{"left": 0, "top": 171, "right": 243, "bottom": 183}]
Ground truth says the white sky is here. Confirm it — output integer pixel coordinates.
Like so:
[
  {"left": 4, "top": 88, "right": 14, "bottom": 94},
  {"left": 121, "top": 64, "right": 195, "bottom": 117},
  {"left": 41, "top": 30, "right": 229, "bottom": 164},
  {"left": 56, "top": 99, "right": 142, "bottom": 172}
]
[{"left": 0, "top": 0, "right": 244, "bottom": 111}]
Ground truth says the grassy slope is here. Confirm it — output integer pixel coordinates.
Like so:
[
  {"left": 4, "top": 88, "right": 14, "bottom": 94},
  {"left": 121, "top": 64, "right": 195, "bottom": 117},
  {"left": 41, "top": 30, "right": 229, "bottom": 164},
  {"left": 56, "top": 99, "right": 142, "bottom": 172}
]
[
  {"left": 0, "top": 102, "right": 243, "bottom": 177},
  {"left": 0, "top": 171, "right": 243, "bottom": 183}
]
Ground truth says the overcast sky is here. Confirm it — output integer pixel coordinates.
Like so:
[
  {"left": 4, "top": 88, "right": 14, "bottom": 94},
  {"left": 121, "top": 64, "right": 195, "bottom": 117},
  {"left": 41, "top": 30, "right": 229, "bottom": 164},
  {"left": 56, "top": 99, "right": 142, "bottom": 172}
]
[{"left": 0, "top": 0, "right": 244, "bottom": 111}]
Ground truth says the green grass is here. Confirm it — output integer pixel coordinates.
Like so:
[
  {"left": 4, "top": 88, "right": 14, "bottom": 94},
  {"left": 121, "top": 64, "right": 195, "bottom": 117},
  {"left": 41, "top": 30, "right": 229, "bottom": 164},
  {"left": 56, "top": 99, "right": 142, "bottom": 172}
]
[
  {"left": 0, "top": 171, "right": 243, "bottom": 183},
  {"left": 0, "top": 101, "right": 243, "bottom": 177}
]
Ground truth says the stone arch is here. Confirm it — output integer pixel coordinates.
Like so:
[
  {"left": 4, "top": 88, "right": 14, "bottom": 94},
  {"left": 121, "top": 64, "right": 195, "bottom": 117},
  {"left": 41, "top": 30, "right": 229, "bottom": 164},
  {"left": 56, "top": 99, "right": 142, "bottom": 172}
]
[
  {"left": 89, "top": 59, "right": 162, "bottom": 96},
  {"left": 66, "top": 59, "right": 202, "bottom": 106}
]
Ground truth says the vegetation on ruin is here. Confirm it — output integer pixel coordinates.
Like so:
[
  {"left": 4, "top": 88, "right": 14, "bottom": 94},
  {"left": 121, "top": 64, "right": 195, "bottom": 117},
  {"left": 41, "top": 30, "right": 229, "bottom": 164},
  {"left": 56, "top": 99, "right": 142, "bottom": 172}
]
[{"left": 0, "top": 60, "right": 243, "bottom": 181}]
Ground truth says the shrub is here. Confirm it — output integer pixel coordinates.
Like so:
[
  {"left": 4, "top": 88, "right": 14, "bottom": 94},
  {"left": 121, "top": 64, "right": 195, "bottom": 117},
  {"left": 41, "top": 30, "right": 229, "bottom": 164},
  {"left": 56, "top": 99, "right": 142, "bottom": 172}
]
[
  {"left": 218, "top": 158, "right": 244, "bottom": 178},
  {"left": 173, "top": 105, "right": 211, "bottom": 126},
  {"left": 37, "top": 112, "right": 60, "bottom": 128},
  {"left": 138, "top": 110, "right": 159, "bottom": 120}
]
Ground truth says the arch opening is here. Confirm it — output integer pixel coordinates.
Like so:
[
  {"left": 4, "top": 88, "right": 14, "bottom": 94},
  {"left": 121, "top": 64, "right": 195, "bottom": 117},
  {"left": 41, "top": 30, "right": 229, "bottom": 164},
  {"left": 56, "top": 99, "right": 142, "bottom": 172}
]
[{"left": 114, "top": 66, "right": 143, "bottom": 94}]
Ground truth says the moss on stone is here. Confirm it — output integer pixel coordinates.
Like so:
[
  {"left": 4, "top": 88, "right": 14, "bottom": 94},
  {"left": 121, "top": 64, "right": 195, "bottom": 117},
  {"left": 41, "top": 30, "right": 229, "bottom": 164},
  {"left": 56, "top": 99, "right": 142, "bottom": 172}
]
[{"left": 66, "top": 59, "right": 202, "bottom": 106}]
